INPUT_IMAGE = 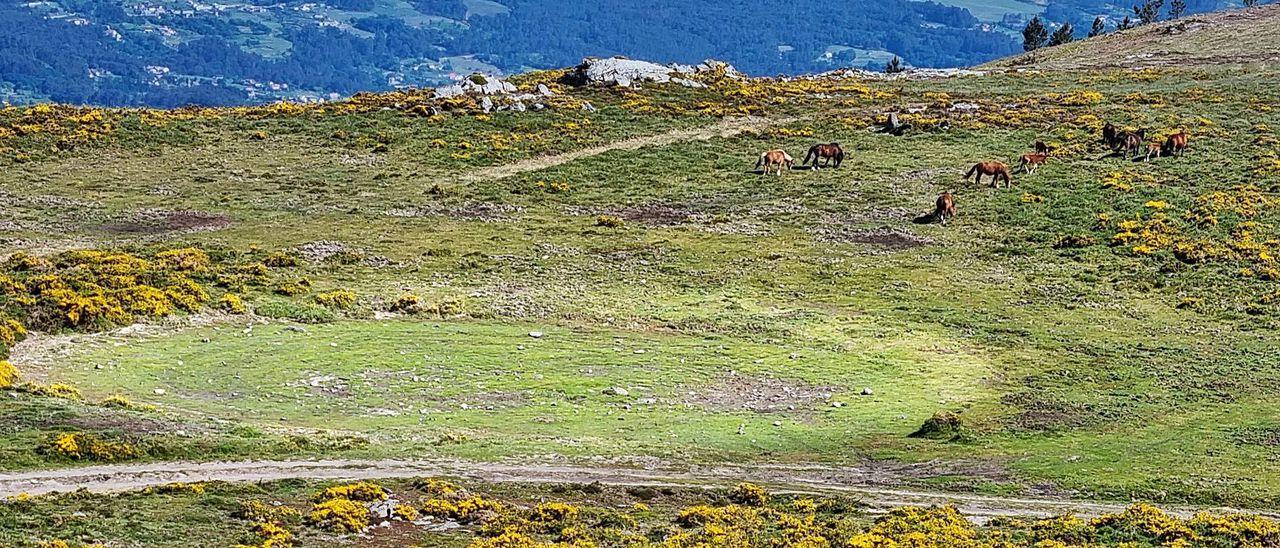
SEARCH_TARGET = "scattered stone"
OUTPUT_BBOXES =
[603,387,630,397]
[528,331,544,339]
[153,388,166,396]
[862,387,874,396]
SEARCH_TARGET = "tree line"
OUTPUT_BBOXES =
[1022,0,1269,52]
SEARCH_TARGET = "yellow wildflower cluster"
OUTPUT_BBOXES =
[0,249,218,330]
[0,360,17,388]
[314,289,357,309]
[235,500,302,548]
[422,495,506,523]
[46,432,138,462]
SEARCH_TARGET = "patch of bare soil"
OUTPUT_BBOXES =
[566,203,695,228]
[813,226,933,250]
[1002,392,1104,433]
[102,209,231,235]
[387,201,523,222]
[682,373,839,413]
[293,240,391,267]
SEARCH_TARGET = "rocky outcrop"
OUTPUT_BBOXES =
[563,57,742,88]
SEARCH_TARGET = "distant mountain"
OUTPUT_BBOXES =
[0,0,1238,107]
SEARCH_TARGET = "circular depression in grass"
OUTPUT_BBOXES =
[49,319,996,460]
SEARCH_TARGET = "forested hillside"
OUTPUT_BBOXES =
[0,0,1239,107]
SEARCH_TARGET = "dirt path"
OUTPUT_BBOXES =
[0,459,1265,521]
[454,115,797,183]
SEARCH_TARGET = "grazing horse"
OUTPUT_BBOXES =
[934,191,957,225]
[755,149,794,176]
[1103,123,1121,150]
[1033,140,1053,155]
[965,162,1013,188]
[1019,152,1049,174]
[1119,129,1146,159]
[912,191,957,226]
[1145,142,1163,161]
[804,143,845,169]
[1165,131,1189,157]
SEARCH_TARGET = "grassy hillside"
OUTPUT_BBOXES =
[986,4,1280,70]
[1,22,1280,545]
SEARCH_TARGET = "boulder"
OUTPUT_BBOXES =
[565,57,737,88]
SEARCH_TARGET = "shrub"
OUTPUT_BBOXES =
[236,500,303,524]
[530,502,580,523]
[0,361,18,388]
[421,496,504,523]
[263,252,302,268]
[414,478,461,498]
[313,482,388,503]
[314,290,357,310]
[100,395,157,412]
[1090,503,1196,543]
[0,319,27,349]
[909,411,966,440]
[848,505,977,546]
[728,482,769,506]
[389,294,421,313]
[392,504,419,521]
[29,383,83,401]
[112,285,174,317]
[595,215,625,228]
[46,432,138,461]
[219,294,248,314]
[1053,234,1096,249]
[307,498,370,533]
[154,248,211,271]
[164,278,210,311]
[274,278,312,296]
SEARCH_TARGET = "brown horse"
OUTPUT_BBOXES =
[755,149,794,176]
[935,191,957,225]
[1033,140,1053,155]
[1019,153,1049,174]
[912,191,957,226]
[804,143,845,169]
[1164,131,1189,157]
[965,162,1013,188]
[1120,129,1146,159]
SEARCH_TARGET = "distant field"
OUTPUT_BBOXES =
[920,0,1043,21]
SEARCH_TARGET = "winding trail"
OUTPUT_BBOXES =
[454,115,798,183]
[0,459,1267,521]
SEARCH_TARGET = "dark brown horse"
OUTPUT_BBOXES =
[804,143,845,169]
[1121,129,1147,159]
[1033,140,1053,155]
[1103,122,1120,150]
[965,162,1013,188]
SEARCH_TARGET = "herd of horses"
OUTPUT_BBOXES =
[753,123,1190,226]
